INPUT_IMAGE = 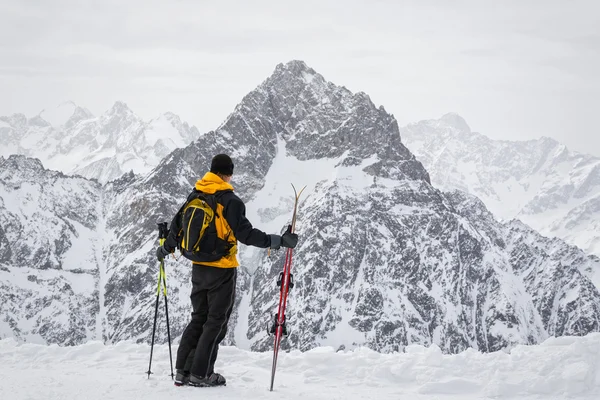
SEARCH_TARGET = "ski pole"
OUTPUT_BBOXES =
[147,222,174,379]
[161,255,175,380]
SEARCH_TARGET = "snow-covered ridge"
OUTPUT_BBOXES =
[1,333,599,399]
[401,114,600,256]
[0,101,201,183]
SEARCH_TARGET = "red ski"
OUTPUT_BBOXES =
[269,184,306,391]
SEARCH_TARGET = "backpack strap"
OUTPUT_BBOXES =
[177,188,232,229]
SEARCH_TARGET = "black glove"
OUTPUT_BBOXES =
[281,227,298,248]
[156,245,170,261]
[270,226,299,250]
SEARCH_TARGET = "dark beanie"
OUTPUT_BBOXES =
[210,154,234,176]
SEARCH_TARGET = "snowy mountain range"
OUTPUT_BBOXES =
[0,101,200,183]
[401,115,600,257]
[1,61,600,355]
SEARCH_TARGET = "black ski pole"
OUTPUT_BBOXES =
[147,260,162,378]
[147,221,170,379]
[161,258,174,379]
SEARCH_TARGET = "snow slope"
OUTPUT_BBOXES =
[1,334,599,399]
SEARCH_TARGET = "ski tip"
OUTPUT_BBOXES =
[291,183,307,199]
[298,185,307,197]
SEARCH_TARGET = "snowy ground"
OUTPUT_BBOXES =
[1,334,599,400]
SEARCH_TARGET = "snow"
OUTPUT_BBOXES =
[17,125,50,150]
[46,144,113,173]
[1,334,599,399]
[61,221,100,272]
[302,70,315,84]
[242,136,341,271]
[234,274,253,349]
[244,138,377,243]
[38,101,78,127]
[320,257,369,349]
[0,266,96,342]
[145,114,188,149]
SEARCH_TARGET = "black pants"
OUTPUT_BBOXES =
[175,265,237,377]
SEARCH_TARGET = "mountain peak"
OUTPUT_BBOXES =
[539,136,560,147]
[268,60,324,88]
[440,113,471,133]
[64,106,94,129]
[275,60,313,74]
[163,112,181,124]
[1,154,46,174]
[214,60,429,185]
[108,101,133,116]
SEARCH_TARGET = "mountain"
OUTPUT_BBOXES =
[0,102,200,183]
[1,61,599,355]
[0,155,101,344]
[400,114,600,257]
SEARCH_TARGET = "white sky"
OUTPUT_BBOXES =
[1,0,599,155]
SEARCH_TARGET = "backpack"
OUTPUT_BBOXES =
[178,190,233,263]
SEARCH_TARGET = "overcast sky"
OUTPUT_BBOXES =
[1,0,599,155]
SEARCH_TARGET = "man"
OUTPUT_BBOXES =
[156,154,298,388]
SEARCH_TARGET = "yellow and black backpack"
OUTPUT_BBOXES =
[178,191,233,263]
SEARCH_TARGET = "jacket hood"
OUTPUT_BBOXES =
[195,172,234,194]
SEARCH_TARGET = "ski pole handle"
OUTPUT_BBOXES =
[157,222,168,240]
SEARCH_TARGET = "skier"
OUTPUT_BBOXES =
[156,154,299,387]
